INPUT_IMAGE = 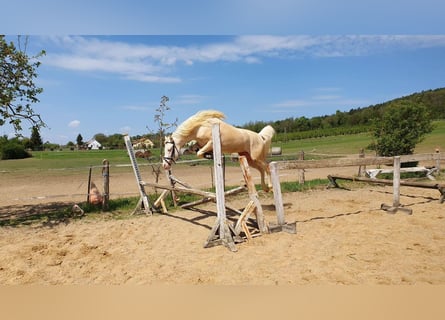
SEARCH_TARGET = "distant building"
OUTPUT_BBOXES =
[132,138,154,149]
[86,138,102,150]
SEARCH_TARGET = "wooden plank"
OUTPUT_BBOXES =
[277,153,444,170]
[124,135,152,214]
[277,157,393,170]
[181,186,246,209]
[142,181,217,198]
[328,174,445,190]
[400,153,445,163]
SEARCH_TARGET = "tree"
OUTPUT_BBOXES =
[76,134,83,147]
[0,136,31,160]
[372,101,433,157]
[153,96,178,157]
[0,35,46,133]
[94,133,107,145]
[148,96,178,183]
[29,126,43,150]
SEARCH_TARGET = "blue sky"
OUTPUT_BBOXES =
[2,1,445,145]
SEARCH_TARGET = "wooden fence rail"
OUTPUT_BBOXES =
[277,153,444,170]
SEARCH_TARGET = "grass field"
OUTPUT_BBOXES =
[1,120,443,173]
[276,120,445,156]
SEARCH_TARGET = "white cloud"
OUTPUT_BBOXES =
[42,35,445,83]
[68,120,80,128]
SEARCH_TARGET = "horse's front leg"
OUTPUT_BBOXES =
[196,140,213,157]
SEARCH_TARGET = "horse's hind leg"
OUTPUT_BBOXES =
[196,140,213,157]
[248,159,271,192]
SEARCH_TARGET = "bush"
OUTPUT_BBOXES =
[0,142,31,160]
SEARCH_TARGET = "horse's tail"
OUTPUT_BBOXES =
[259,125,275,153]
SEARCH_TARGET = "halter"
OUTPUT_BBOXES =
[163,138,180,167]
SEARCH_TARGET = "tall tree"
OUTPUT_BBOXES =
[29,126,43,150]
[76,133,83,147]
[372,101,433,156]
[0,35,46,133]
[148,96,178,184]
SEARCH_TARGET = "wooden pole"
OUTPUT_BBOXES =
[393,156,401,208]
[380,156,412,214]
[268,162,297,234]
[270,161,285,226]
[203,123,237,251]
[123,135,152,214]
[298,150,305,184]
[213,124,227,240]
[102,159,110,211]
[86,166,92,204]
[358,148,366,176]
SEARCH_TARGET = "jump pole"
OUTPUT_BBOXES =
[268,161,297,233]
[203,123,238,252]
[123,135,153,215]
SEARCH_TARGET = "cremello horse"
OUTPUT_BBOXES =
[162,110,275,191]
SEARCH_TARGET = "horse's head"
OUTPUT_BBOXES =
[162,135,179,170]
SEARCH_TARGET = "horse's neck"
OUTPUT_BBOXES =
[171,133,187,149]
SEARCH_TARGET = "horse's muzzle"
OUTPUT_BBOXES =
[162,161,171,170]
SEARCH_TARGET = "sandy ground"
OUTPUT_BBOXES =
[0,161,444,284]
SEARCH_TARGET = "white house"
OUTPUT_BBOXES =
[86,138,102,150]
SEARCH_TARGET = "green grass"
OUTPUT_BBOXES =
[274,132,373,156]
[273,120,445,156]
[415,120,445,153]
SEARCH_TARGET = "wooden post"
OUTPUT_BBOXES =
[268,161,296,234]
[393,156,401,208]
[381,156,412,214]
[435,151,441,175]
[270,161,285,226]
[102,159,110,211]
[298,150,305,184]
[358,148,366,176]
[86,166,92,204]
[203,123,237,252]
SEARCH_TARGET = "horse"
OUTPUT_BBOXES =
[162,110,275,191]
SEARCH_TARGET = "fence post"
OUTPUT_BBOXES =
[381,156,412,214]
[102,159,110,211]
[298,150,305,184]
[393,156,401,208]
[358,148,366,176]
[87,166,92,204]
[203,123,237,251]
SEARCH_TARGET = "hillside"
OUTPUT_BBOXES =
[242,88,445,139]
